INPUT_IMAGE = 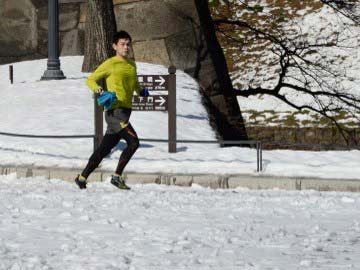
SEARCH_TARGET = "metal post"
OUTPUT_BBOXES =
[9,65,13,84]
[41,0,66,80]
[256,142,259,172]
[259,141,263,172]
[168,66,176,153]
[93,79,106,151]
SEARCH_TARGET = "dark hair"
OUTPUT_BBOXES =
[112,31,132,44]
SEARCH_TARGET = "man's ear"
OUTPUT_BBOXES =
[112,43,117,50]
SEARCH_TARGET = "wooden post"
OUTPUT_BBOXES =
[9,65,13,84]
[168,66,176,153]
[93,79,106,151]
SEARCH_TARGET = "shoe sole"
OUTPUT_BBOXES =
[110,181,130,190]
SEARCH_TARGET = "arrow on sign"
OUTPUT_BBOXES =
[155,96,166,106]
[155,76,165,86]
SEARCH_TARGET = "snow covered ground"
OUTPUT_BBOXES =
[0,56,359,180]
[0,57,359,269]
[1,174,359,269]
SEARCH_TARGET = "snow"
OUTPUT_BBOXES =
[0,3,359,268]
[0,174,359,269]
[0,56,359,179]
[233,3,360,116]
[0,51,359,270]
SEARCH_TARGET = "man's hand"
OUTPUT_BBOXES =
[140,88,150,97]
[96,88,104,95]
[97,91,117,110]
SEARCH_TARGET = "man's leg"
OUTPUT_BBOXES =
[81,133,121,179]
[110,123,139,190]
[115,123,140,176]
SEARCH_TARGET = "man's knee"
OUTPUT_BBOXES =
[130,138,139,152]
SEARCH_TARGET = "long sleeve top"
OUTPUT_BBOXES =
[86,56,141,109]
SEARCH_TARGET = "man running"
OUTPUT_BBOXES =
[75,30,149,190]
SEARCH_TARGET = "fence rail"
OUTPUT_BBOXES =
[263,141,360,150]
[0,131,263,172]
[0,131,94,139]
[2,128,360,172]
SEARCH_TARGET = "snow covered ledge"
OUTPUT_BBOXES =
[1,166,360,192]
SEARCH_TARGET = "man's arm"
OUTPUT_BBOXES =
[86,59,111,93]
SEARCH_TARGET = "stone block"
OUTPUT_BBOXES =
[3,167,17,175]
[31,0,48,9]
[300,179,360,192]
[0,0,38,56]
[114,0,193,41]
[165,29,202,71]
[133,39,171,66]
[84,172,102,183]
[59,3,79,31]
[38,5,49,31]
[171,175,193,187]
[228,175,298,190]
[79,3,87,23]
[16,167,33,178]
[31,168,50,179]
[0,167,10,175]
[61,29,84,56]
[101,172,113,183]
[159,175,172,185]
[113,0,144,4]
[192,175,222,189]
[49,169,79,182]
[125,173,160,184]
[60,0,87,3]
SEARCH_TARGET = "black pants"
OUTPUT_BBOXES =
[81,123,139,178]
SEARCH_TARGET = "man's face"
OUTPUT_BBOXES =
[112,38,131,59]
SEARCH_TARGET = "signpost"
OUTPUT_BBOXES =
[132,95,168,111]
[133,67,177,153]
[94,66,177,153]
[137,75,168,90]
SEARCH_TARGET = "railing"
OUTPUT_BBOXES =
[0,131,94,139]
[0,131,263,172]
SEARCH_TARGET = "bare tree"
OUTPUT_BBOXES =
[321,0,360,23]
[211,0,360,144]
[82,0,117,72]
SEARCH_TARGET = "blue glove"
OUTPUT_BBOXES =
[97,91,117,110]
[140,88,150,97]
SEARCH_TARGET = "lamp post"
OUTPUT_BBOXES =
[41,0,66,80]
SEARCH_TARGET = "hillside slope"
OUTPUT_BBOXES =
[211,0,360,146]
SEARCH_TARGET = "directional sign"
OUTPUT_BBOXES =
[138,75,168,90]
[132,95,168,111]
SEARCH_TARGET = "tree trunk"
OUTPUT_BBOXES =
[82,0,117,72]
[194,0,248,143]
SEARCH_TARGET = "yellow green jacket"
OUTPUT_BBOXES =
[86,56,141,110]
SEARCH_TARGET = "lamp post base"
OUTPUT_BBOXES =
[41,69,66,80]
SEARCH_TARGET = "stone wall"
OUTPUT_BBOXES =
[0,0,39,63]
[0,0,202,72]
[113,0,204,74]
[247,126,360,149]
[0,0,86,64]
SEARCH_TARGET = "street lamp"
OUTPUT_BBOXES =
[41,0,66,80]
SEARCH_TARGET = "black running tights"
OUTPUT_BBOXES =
[81,124,139,178]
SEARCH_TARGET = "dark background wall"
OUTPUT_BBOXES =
[0,0,202,74]
[0,0,88,64]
